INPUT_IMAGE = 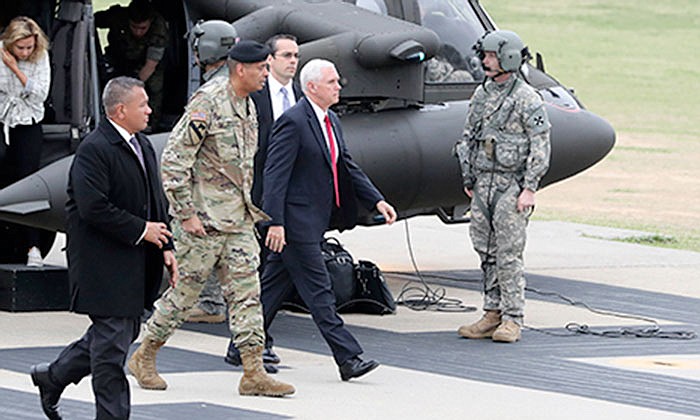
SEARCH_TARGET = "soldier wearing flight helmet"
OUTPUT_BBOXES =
[188,19,237,82]
[183,20,238,325]
[454,30,551,343]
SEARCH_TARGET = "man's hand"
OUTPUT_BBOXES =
[265,225,286,253]
[144,222,172,248]
[138,59,158,82]
[163,250,178,287]
[376,200,397,225]
[464,187,473,198]
[182,215,207,236]
[517,188,536,213]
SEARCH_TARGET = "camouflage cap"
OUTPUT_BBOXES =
[228,40,271,63]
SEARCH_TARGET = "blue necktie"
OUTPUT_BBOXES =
[280,86,291,112]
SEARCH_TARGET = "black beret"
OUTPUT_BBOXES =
[228,40,271,63]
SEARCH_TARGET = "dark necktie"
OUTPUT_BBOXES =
[129,136,151,218]
[324,115,340,207]
[280,86,291,112]
[129,136,145,170]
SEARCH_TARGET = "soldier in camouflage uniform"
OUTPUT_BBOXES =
[96,0,169,130]
[454,30,551,343]
[128,41,295,397]
[425,57,474,83]
[182,20,237,325]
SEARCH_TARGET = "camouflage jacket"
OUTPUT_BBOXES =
[95,6,169,74]
[202,63,228,83]
[161,77,269,232]
[456,74,551,191]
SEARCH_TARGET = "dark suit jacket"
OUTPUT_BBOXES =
[263,98,384,243]
[65,120,172,317]
[250,79,303,207]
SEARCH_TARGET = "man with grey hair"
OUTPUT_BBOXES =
[30,76,178,420]
[257,58,397,381]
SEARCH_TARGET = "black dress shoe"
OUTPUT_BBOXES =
[262,347,281,364]
[224,341,242,366]
[339,357,380,381]
[225,342,281,365]
[30,363,64,420]
[224,344,278,374]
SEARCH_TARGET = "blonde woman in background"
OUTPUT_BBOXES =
[0,16,50,266]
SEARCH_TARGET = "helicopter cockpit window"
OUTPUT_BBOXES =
[354,0,388,15]
[418,0,485,84]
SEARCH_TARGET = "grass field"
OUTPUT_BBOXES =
[482,0,700,251]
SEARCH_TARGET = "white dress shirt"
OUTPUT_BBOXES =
[308,99,338,161]
[268,75,297,121]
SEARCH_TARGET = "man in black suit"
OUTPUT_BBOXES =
[29,76,178,420]
[225,34,304,368]
[261,58,397,381]
[250,33,304,209]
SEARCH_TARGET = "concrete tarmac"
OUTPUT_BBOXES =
[1,218,699,419]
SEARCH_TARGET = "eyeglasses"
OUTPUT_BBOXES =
[275,52,300,59]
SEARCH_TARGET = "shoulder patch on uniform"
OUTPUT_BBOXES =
[190,111,207,122]
[527,106,550,134]
[188,121,207,144]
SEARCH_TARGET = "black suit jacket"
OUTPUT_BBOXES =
[65,120,172,317]
[263,98,384,243]
[250,79,303,207]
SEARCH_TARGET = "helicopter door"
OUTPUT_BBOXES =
[43,0,93,165]
[418,0,486,102]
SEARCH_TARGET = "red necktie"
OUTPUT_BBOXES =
[324,115,340,207]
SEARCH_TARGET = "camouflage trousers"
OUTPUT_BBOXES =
[145,67,164,129]
[144,224,264,348]
[469,173,528,325]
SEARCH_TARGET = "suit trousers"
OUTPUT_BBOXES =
[49,316,140,420]
[261,241,363,366]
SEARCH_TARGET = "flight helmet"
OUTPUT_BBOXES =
[474,30,530,72]
[189,20,237,66]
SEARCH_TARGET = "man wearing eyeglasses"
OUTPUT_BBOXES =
[250,34,303,209]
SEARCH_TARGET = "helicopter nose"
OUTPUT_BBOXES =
[0,158,71,232]
[541,105,616,188]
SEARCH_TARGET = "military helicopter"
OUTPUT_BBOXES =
[0,0,614,263]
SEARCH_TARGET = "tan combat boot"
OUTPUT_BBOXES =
[128,337,168,390]
[458,310,501,339]
[492,319,521,343]
[186,307,226,324]
[238,345,295,397]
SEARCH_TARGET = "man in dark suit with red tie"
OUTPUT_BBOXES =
[260,58,397,381]
[29,76,178,419]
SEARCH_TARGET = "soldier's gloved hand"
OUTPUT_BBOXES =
[182,215,207,236]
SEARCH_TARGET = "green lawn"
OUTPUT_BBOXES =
[481,0,699,137]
